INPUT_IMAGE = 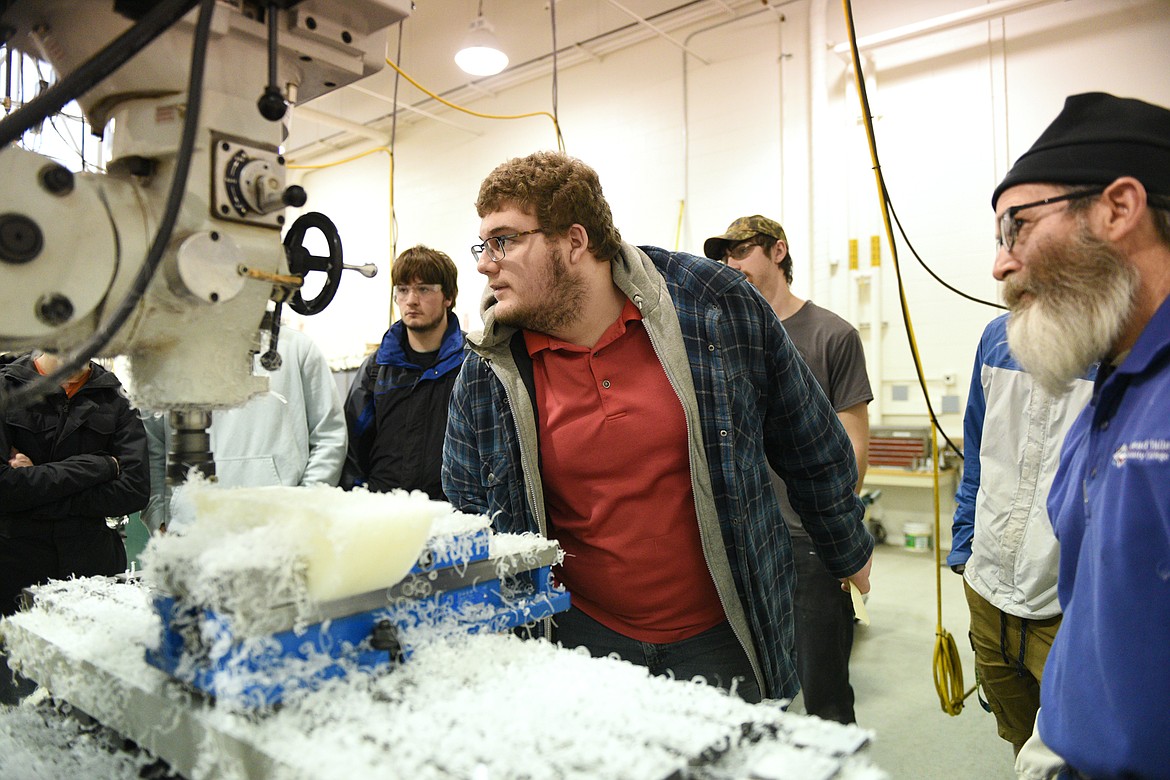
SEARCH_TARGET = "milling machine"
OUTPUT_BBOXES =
[0,0,402,482]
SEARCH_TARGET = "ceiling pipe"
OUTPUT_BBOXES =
[348,84,482,135]
[293,105,392,145]
[830,0,1068,55]
[601,0,711,64]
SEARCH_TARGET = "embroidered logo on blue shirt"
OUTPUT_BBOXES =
[1112,439,1170,467]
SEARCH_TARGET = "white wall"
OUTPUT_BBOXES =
[290,0,1170,442]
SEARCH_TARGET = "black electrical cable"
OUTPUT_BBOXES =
[267,3,279,90]
[840,0,963,463]
[256,1,287,121]
[0,0,215,414]
[0,0,199,148]
[885,182,1006,311]
[80,110,87,171]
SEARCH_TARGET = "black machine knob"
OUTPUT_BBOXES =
[257,85,287,121]
[39,164,74,195]
[282,185,307,208]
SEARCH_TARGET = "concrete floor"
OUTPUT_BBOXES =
[847,543,1017,779]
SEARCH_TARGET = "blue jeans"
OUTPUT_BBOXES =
[553,607,762,703]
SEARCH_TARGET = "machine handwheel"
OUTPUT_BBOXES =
[283,211,343,315]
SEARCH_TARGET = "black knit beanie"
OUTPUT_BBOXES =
[992,92,1170,209]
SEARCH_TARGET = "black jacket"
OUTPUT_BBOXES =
[0,354,150,535]
[342,315,466,499]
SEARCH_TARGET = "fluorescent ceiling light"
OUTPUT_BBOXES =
[455,15,509,77]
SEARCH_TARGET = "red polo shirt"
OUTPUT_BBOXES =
[523,298,725,643]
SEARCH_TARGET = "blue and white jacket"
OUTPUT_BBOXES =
[948,313,1094,619]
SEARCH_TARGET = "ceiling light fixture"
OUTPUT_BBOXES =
[454,1,509,77]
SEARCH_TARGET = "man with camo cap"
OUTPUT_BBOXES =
[705,215,873,724]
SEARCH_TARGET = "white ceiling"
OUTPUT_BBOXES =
[286,0,774,157]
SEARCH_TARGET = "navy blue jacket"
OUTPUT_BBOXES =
[343,313,466,499]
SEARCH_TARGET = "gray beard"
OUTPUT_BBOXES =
[1004,223,1137,395]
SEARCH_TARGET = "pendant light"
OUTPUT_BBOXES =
[455,1,509,77]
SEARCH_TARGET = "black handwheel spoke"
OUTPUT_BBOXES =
[283,212,343,316]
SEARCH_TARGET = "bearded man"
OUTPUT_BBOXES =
[991,92,1170,779]
[443,151,873,703]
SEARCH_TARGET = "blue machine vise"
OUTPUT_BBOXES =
[144,528,570,708]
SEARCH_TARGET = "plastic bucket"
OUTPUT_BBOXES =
[903,522,932,552]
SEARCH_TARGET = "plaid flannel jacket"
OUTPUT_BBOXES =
[442,242,872,698]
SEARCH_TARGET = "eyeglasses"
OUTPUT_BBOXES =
[471,228,543,263]
[392,283,444,301]
[997,188,1103,252]
[722,239,764,263]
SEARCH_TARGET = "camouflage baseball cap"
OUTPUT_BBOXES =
[703,215,788,260]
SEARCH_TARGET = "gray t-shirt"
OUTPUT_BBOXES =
[770,301,873,537]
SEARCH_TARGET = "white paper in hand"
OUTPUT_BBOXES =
[849,581,870,626]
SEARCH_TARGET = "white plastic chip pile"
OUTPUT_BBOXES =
[0,575,888,780]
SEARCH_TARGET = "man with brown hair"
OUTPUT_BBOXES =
[443,150,873,703]
[990,92,1170,778]
[343,245,465,498]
